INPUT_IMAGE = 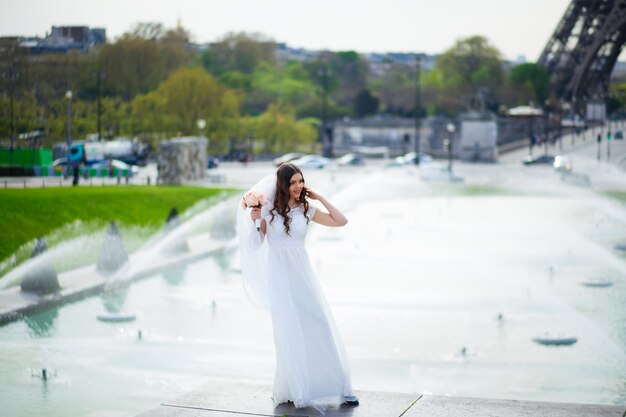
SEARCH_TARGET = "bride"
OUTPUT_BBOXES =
[237,162,358,412]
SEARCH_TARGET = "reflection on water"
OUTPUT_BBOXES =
[161,264,187,286]
[24,309,58,338]
[214,251,232,272]
[100,287,129,313]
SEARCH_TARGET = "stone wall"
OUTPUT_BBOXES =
[158,137,208,185]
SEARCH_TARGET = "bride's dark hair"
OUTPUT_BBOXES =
[270,163,310,235]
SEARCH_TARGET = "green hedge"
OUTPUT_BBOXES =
[0,148,53,167]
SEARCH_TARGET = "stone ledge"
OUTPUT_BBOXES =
[404,394,626,417]
[136,381,626,417]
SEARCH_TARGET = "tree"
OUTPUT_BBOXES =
[96,24,193,99]
[295,97,349,120]
[245,61,317,115]
[436,36,505,96]
[606,95,622,115]
[0,39,30,96]
[162,67,238,132]
[304,59,340,99]
[308,51,369,108]
[218,71,251,91]
[353,89,379,117]
[0,39,31,142]
[97,36,160,99]
[129,67,240,150]
[206,32,276,75]
[255,103,316,153]
[332,51,369,105]
[509,63,550,104]
[370,62,415,116]
[130,91,166,131]
[609,82,626,115]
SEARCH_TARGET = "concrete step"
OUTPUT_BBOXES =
[137,381,626,417]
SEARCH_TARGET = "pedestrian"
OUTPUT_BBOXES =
[237,163,358,413]
[69,145,84,186]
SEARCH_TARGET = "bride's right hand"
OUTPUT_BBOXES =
[250,207,262,222]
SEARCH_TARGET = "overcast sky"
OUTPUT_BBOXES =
[0,0,572,61]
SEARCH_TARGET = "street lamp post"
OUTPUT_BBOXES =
[197,118,207,154]
[247,130,254,160]
[543,99,551,155]
[197,118,206,138]
[317,65,330,157]
[543,113,552,155]
[9,74,14,153]
[414,54,421,165]
[96,70,103,141]
[65,90,73,150]
[4,68,19,153]
[446,122,455,176]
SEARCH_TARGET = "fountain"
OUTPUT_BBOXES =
[30,348,56,381]
[162,207,191,255]
[20,237,60,294]
[97,222,129,274]
[96,286,137,322]
[104,196,238,289]
[2,145,626,416]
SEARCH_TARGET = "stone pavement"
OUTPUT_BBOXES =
[137,381,625,417]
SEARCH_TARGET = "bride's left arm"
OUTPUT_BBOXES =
[306,187,348,227]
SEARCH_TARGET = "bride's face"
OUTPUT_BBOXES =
[289,172,305,201]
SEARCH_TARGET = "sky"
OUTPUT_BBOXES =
[0,0,572,61]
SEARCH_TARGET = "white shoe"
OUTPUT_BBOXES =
[344,395,359,406]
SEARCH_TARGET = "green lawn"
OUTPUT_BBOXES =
[606,191,626,203]
[0,186,237,270]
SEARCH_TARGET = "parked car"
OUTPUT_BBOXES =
[553,155,573,172]
[291,154,329,169]
[207,156,220,169]
[274,152,305,166]
[52,157,70,177]
[401,152,434,164]
[388,152,433,167]
[52,157,68,169]
[53,157,138,178]
[386,157,407,168]
[337,153,365,166]
[89,159,139,177]
[522,154,556,165]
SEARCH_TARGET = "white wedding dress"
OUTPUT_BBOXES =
[256,204,355,411]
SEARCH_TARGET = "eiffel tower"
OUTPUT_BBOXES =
[538,0,626,113]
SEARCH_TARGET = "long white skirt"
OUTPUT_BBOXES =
[267,243,354,411]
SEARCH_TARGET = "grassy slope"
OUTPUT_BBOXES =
[606,191,626,202]
[0,186,234,263]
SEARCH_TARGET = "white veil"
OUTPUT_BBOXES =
[236,173,277,310]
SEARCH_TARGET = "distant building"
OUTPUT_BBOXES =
[0,26,106,54]
[366,53,437,78]
[276,43,322,63]
[274,43,438,78]
[512,55,527,65]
